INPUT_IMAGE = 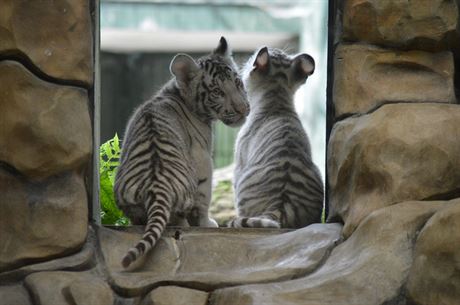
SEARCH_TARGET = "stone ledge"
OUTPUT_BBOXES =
[99,224,342,296]
[1,207,459,305]
[141,286,208,305]
[210,201,445,305]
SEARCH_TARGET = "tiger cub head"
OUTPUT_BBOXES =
[243,47,315,97]
[170,37,249,127]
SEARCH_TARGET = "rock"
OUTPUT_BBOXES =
[327,103,460,237]
[342,0,459,51]
[25,271,113,305]
[0,284,32,305]
[67,278,115,305]
[0,169,88,272]
[141,286,208,305]
[406,200,460,305]
[333,44,455,118]
[99,224,341,296]
[0,0,93,84]
[0,226,95,282]
[210,201,443,305]
[0,61,92,180]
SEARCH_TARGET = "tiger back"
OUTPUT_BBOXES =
[230,47,324,229]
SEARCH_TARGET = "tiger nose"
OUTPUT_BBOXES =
[237,102,250,116]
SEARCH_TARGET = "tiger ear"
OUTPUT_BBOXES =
[292,53,315,80]
[214,36,231,57]
[170,54,199,84]
[253,47,269,72]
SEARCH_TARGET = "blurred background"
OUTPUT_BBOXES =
[100,0,328,224]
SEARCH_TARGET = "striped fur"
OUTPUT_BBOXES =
[115,37,249,268]
[230,47,324,229]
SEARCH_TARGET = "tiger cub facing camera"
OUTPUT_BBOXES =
[230,47,324,229]
[114,37,249,268]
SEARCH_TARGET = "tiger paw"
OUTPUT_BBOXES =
[204,217,218,228]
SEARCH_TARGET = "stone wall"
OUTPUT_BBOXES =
[0,0,94,302]
[1,1,460,305]
[0,0,93,273]
[326,0,460,304]
[329,0,460,233]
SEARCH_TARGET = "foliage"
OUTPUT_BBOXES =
[209,180,236,226]
[212,180,233,202]
[321,206,326,224]
[99,134,130,226]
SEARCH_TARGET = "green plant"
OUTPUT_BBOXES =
[99,134,130,226]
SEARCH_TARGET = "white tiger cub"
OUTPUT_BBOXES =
[114,37,249,268]
[229,47,324,229]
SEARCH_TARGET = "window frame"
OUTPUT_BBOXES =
[91,0,335,225]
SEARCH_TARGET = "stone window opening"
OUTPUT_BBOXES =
[93,0,332,295]
[97,1,329,228]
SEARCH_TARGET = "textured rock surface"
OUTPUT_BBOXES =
[0,1,458,305]
[25,271,113,305]
[343,0,458,50]
[0,0,93,84]
[99,224,341,295]
[67,277,115,305]
[0,61,92,180]
[0,227,95,282]
[333,44,455,118]
[0,170,88,272]
[328,103,460,237]
[141,286,208,305]
[406,200,460,305]
[210,201,443,305]
[0,284,32,305]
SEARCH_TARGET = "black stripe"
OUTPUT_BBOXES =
[136,242,146,254]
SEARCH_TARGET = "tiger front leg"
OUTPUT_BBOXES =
[191,178,218,227]
[188,145,218,227]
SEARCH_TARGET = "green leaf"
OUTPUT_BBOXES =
[99,134,128,226]
[113,133,120,151]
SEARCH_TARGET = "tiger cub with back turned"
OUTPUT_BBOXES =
[115,37,249,268]
[229,47,323,229]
